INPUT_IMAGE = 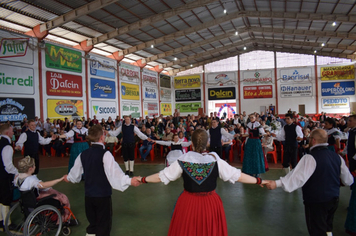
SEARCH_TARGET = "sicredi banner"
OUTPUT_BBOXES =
[321,81,355,96]
[142,69,158,87]
[0,64,34,95]
[91,100,117,120]
[280,84,313,97]
[175,102,201,113]
[121,82,140,100]
[0,97,35,123]
[45,43,82,73]
[208,87,236,100]
[175,89,201,102]
[321,65,355,81]
[143,102,159,117]
[119,63,140,84]
[160,88,171,101]
[174,75,201,89]
[47,99,83,120]
[89,56,115,79]
[280,68,312,83]
[144,86,158,100]
[160,74,171,88]
[122,101,141,118]
[46,71,82,97]
[322,97,350,108]
[91,78,116,99]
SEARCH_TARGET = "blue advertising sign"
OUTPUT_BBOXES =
[321,81,355,96]
[90,78,116,99]
[90,56,116,79]
[144,87,157,100]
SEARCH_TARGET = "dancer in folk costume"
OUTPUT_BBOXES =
[138,129,269,236]
[324,117,342,152]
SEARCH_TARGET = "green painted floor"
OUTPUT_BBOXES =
[1,165,353,236]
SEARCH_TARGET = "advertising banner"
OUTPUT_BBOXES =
[119,63,140,84]
[208,87,236,100]
[174,75,201,89]
[242,70,273,85]
[91,100,117,120]
[144,102,159,117]
[175,89,201,102]
[89,55,115,79]
[321,65,355,81]
[175,102,201,113]
[243,85,273,99]
[47,99,83,120]
[0,35,34,64]
[121,82,140,100]
[142,69,158,87]
[322,97,350,109]
[160,74,171,88]
[144,86,158,100]
[161,103,172,116]
[160,88,171,101]
[207,72,236,86]
[0,97,35,123]
[0,64,34,95]
[280,68,312,83]
[91,78,116,99]
[280,84,313,97]
[46,71,82,97]
[321,81,355,96]
[45,43,82,73]
[122,101,141,118]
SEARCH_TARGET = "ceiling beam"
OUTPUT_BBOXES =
[39,0,120,32]
[87,0,219,46]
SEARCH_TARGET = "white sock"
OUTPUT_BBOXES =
[1,205,10,225]
[326,232,332,236]
[129,160,134,172]
[124,161,129,171]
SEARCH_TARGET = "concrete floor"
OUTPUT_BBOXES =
[1,149,353,236]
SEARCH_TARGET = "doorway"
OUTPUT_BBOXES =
[299,105,305,116]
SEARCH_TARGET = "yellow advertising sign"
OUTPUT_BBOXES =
[174,75,201,89]
[321,65,355,81]
[47,99,83,120]
[161,103,172,116]
[121,82,140,100]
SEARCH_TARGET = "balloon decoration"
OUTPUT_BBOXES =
[217,104,236,117]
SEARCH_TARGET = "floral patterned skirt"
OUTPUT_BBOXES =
[168,190,227,236]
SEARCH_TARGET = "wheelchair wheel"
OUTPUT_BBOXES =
[4,202,26,236]
[24,205,62,236]
[62,226,71,235]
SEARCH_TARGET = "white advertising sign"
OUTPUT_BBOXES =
[321,97,350,109]
[0,64,34,94]
[144,86,158,100]
[242,70,273,85]
[280,84,313,97]
[207,72,237,86]
[122,101,141,118]
[143,102,159,117]
[0,35,34,65]
[160,88,171,101]
[280,68,312,83]
[119,63,140,84]
[91,100,118,120]
[142,69,158,87]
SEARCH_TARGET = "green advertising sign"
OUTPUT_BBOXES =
[45,44,82,73]
[175,102,201,113]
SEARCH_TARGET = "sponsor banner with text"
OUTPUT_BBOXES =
[144,86,158,100]
[119,63,140,84]
[121,82,140,100]
[91,78,116,99]
[174,75,201,89]
[122,101,141,118]
[280,68,312,83]
[0,64,34,95]
[144,102,159,117]
[321,97,350,109]
[208,87,236,100]
[0,97,35,123]
[160,74,171,88]
[175,102,201,113]
[160,88,171,101]
[321,65,355,80]
[243,85,273,99]
[280,84,313,97]
[89,55,115,79]
[91,100,117,120]
[142,69,158,87]
[207,72,236,86]
[0,36,34,64]
[242,70,273,85]
[321,81,355,96]
[47,99,83,120]
[45,43,82,73]
[46,71,82,97]
[161,103,172,116]
[175,89,201,102]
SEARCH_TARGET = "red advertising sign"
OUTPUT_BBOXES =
[46,71,82,97]
[243,85,273,99]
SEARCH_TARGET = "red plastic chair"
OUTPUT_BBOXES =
[240,140,245,163]
[280,143,284,163]
[266,143,277,164]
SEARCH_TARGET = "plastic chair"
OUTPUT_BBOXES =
[280,143,284,163]
[266,143,277,164]
[240,140,245,163]
[229,140,236,162]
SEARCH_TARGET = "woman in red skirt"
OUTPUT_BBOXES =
[139,129,269,236]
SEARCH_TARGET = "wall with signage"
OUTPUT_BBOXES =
[318,63,356,113]
[42,42,85,121]
[277,67,316,114]
[0,30,40,121]
[142,69,158,117]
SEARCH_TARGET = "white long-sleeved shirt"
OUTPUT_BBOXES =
[15,129,52,149]
[274,123,303,141]
[155,140,191,147]
[67,142,131,192]
[207,126,235,143]
[245,122,266,135]
[65,127,89,138]
[276,143,354,193]
[109,123,148,140]
[1,135,18,175]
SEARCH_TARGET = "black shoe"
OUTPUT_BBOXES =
[0,220,4,232]
[125,171,129,175]
[142,158,147,162]
[129,172,134,177]
[7,223,17,231]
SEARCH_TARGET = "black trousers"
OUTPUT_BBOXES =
[282,145,298,168]
[85,196,112,236]
[25,152,40,174]
[304,197,339,236]
[0,175,13,206]
[209,146,222,159]
[122,143,135,161]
